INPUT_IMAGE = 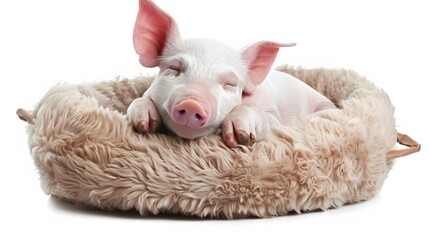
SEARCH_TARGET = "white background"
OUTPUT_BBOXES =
[1,0,428,239]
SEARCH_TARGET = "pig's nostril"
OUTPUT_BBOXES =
[178,109,186,115]
[172,100,208,128]
[195,113,203,121]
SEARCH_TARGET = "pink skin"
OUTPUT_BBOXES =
[127,0,335,147]
[172,99,208,129]
[165,87,218,138]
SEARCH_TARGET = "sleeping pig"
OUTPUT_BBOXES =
[127,0,336,147]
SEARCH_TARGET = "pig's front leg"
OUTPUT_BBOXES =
[222,104,279,148]
[127,96,161,134]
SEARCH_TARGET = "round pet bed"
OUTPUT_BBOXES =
[17,65,419,218]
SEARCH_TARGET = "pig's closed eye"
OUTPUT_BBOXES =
[168,65,182,77]
[223,80,238,91]
[221,73,238,91]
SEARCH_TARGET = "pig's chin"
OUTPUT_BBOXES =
[166,121,218,139]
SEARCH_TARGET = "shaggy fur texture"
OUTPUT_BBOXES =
[21,66,397,218]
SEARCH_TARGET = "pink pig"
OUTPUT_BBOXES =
[127,0,335,147]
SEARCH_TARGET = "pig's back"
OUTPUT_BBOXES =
[260,70,333,123]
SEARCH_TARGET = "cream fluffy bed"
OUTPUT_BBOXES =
[19,65,403,218]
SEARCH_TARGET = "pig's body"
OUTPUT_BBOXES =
[247,70,333,124]
[221,70,334,147]
[128,0,336,147]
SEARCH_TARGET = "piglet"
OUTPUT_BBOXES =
[127,0,335,147]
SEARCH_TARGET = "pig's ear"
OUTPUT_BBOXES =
[242,41,295,95]
[133,0,180,68]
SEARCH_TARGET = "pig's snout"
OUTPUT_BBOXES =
[172,99,208,129]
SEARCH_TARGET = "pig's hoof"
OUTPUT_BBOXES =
[149,119,159,133]
[237,130,255,146]
[223,133,239,148]
[135,120,159,134]
[223,133,238,148]
[136,121,148,134]
[249,133,255,146]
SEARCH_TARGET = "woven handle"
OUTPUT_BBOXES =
[387,133,421,160]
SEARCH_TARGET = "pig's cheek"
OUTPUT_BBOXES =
[152,81,181,114]
[204,100,217,126]
[217,93,241,120]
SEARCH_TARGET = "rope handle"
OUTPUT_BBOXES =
[17,108,34,124]
[387,133,421,160]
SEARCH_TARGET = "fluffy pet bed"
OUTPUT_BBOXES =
[18,65,419,218]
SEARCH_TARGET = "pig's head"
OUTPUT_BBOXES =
[133,0,295,139]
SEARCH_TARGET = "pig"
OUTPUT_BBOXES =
[127,0,336,147]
